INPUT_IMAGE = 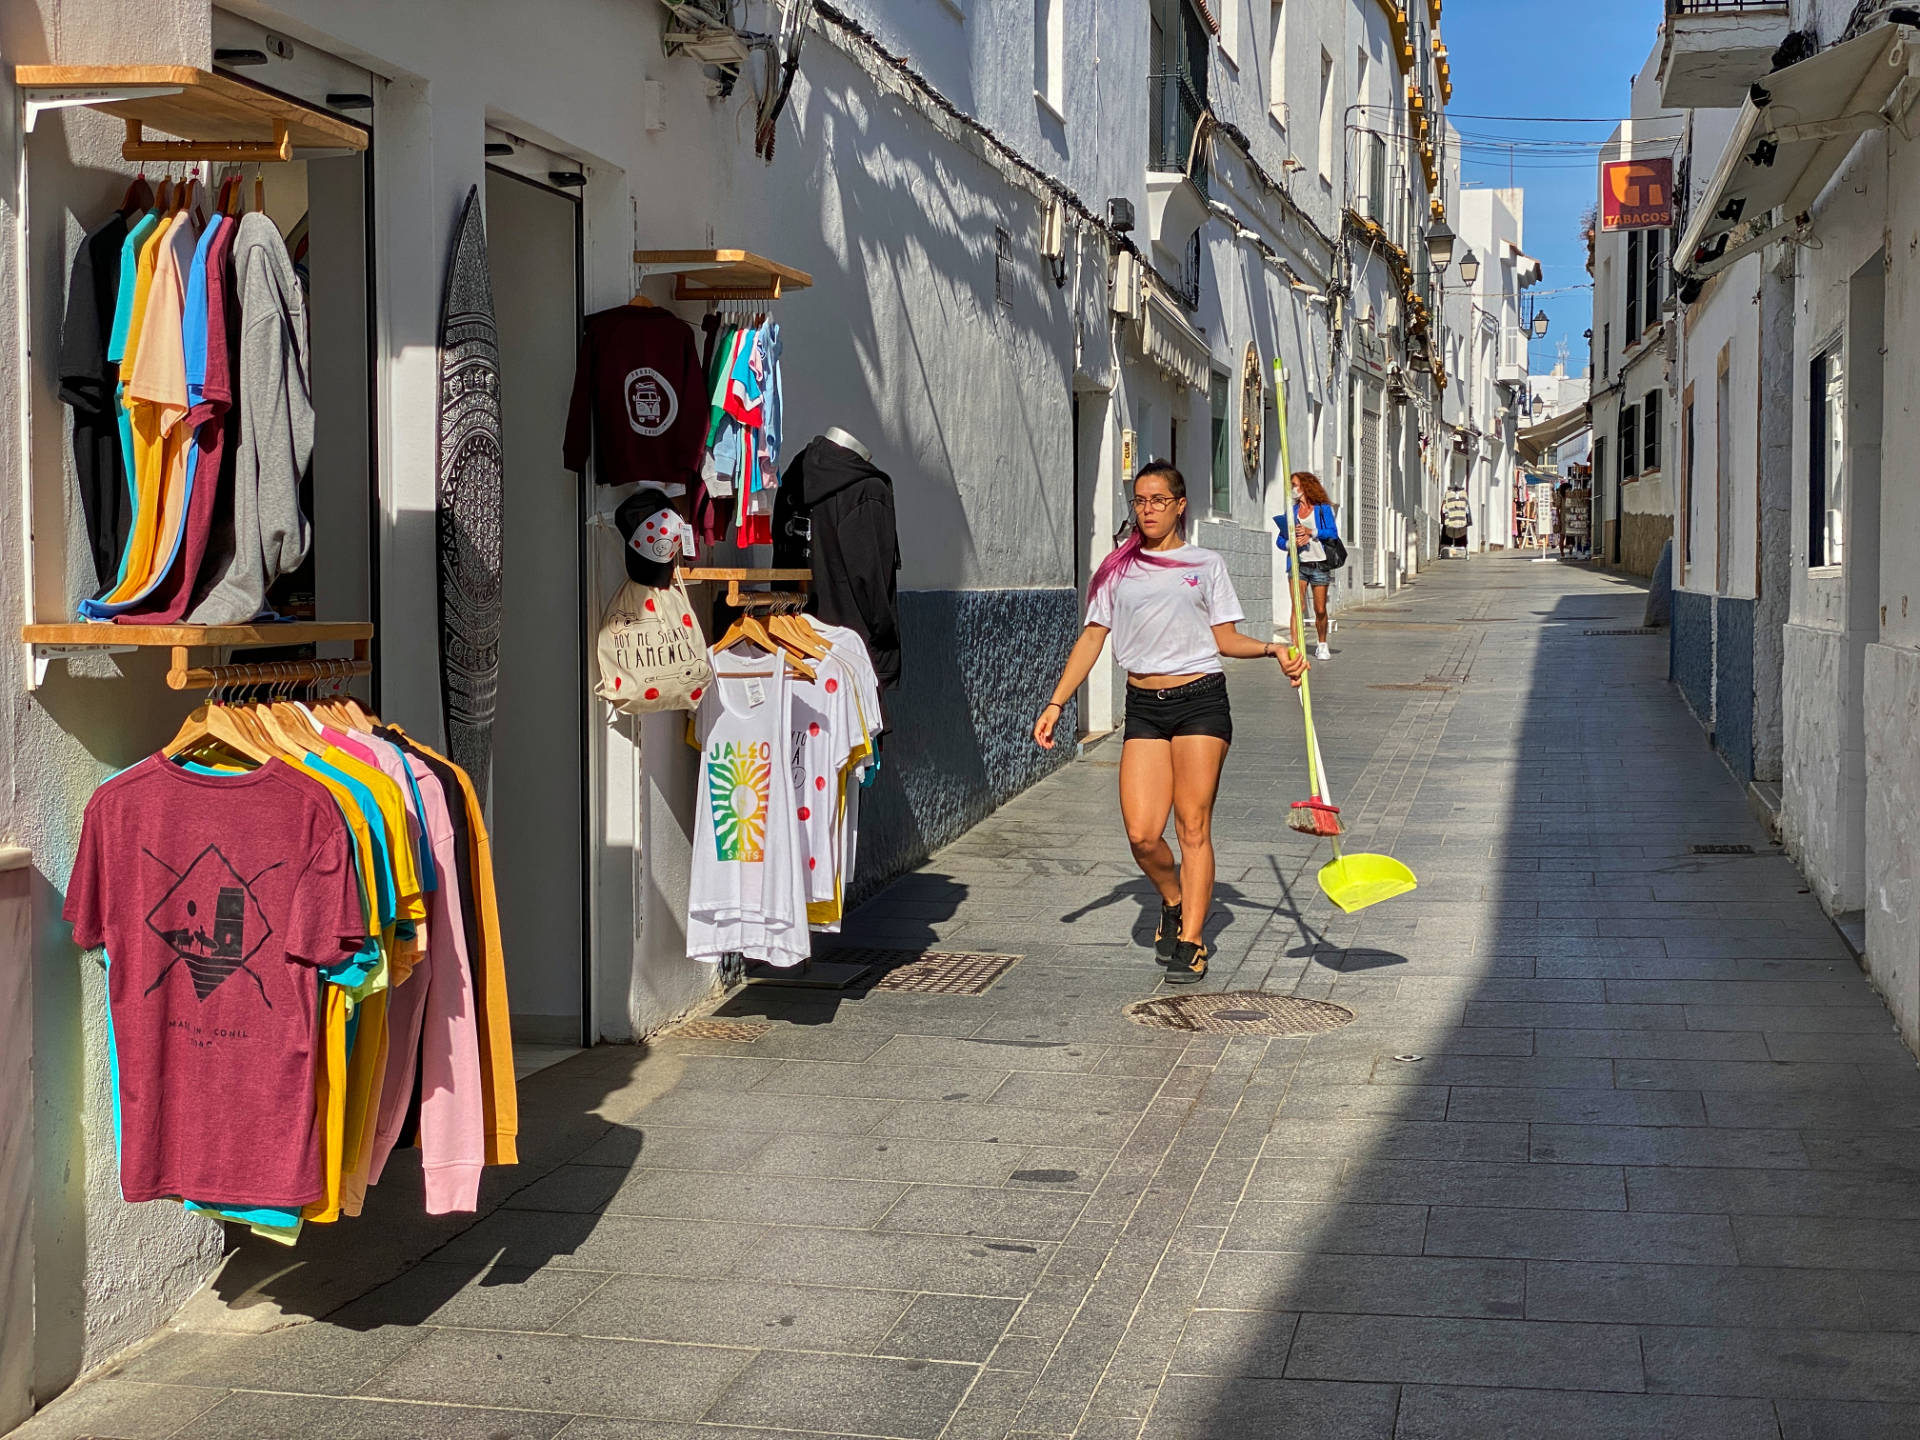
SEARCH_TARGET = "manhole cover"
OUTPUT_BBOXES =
[1689,843,1755,855]
[1585,627,1659,636]
[853,950,1022,995]
[670,1018,772,1042]
[1124,993,1355,1036]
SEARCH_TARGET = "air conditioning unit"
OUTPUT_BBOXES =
[1112,251,1143,320]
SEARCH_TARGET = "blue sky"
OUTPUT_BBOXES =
[1442,0,1666,376]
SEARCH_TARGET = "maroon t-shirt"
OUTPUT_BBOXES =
[563,305,708,489]
[65,758,364,1206]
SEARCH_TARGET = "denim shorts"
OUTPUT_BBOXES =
[1124,673,1233,744]
[1297,563,1335,589]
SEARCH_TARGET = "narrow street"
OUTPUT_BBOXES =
[18,555,1916,1439]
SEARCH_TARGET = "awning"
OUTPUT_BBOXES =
[1677,17,1920,281]
[1518,404,1590,464]
[1139,280,1212,393]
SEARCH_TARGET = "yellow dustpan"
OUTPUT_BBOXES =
[1274,357,1418,914]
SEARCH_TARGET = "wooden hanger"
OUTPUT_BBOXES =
[163,690,275,767]
[715,613,815,680]
[121,172,154,215]
[767,612,829,660]
[253,165,266,216]
[628,291,656,308]
[153,172,173,214]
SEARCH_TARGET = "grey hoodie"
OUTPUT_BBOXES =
[188,212,312,624]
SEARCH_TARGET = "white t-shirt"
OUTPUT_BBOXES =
[1085,545,1244,677]
[688,647,811,967]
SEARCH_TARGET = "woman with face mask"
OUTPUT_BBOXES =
[1033,463,1307,984]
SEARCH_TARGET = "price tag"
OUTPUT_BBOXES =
[745,678,767,709]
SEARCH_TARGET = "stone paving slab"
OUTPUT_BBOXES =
[18,555,1920,1440]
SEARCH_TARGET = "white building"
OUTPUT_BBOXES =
[1588,42,1686,575]
[0,0,1472,1417]
[1432,174,1538,552]
[1653,2,1920,1050]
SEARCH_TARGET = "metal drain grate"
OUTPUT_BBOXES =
[833,950,1023,995]
[670,1018,773,1042]
[1585,627,1660,636]
[1689,843,1756,855]
[1125,992,1356,1036]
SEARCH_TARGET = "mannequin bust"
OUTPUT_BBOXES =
[822,426,872,462]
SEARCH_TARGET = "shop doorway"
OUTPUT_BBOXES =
[485,168,589,1052]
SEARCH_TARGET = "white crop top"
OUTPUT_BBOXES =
[1085,545,1245,677]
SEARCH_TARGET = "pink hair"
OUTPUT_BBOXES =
[1089,463,1195,607]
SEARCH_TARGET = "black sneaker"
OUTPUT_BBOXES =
[1166,940,1209,985]
[1155,902,1183,964]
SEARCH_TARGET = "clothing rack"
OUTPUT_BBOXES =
[680,567,810,609]
[169,652,371,692]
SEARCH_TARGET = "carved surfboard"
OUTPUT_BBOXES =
[435,184,504,801]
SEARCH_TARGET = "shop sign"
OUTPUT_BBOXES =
[1600,158,1674,231]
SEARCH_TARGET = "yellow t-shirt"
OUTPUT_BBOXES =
[108,220,171,596]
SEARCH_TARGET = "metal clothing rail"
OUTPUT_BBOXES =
[168,655,371,692]
[681,566,810,609]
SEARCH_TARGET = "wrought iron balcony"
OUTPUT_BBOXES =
[1659,0,1792,109]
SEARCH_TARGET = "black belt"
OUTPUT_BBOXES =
[1128,674,1226,701]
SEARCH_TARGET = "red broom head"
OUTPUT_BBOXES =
[1288,796,1344,837]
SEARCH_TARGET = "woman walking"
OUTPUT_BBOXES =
[1286,472,1341,661]
[1033,463,1306,985]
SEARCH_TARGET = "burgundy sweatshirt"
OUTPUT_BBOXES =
[563,305,708,490]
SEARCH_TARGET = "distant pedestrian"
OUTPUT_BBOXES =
[1440,485,1471,556]
[1286,472,1340,661]
[1034,462,1306,985]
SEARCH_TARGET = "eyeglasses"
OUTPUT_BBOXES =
[1131,495,1180,512]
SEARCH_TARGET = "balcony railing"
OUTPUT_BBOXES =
[1149,70,1209,195]
[1667,0,1786,12]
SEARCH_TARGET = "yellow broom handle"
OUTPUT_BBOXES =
[1274,359,1326,805]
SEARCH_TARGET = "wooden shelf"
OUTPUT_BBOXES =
[678,569,810,585]
[632,249,813,302]
[23,622,372,647]
[14,65,368,156]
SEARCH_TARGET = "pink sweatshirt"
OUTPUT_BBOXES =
[362,743,485,1214]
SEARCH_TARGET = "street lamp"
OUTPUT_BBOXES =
[1424,219,1457,270]
[1531,309,1550,339]
[1457,251,1480,286]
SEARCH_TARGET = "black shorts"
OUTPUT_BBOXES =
[1124,673,1233,744]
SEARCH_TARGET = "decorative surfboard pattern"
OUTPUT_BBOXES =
[436,184,504,802]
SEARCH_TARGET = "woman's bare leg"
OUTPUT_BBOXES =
[1313,583,1331,644]
[1120,738,1180,905]
[1170,734,1229,943]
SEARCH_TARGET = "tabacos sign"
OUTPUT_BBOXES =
[1601,158,1674,231]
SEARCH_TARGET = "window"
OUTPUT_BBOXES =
[1593,436,1608,506]
[1625,231,1643,344]
[1365,130,1387,223]
[1269,1,1287,121]
[1602,322,1611,376]
[1620,404,1639,480]
[1034,0,1064,111]
[994,226,1013,309]
[1220,0,1243,66]
[1317,49,1335,181]
[1150,0,1210,189]
[1644,227,1665,320]
[1211,370,1233,514]
[1643,388,1662,472]
[1809,340,1846,567]
[1681,391,1694,573]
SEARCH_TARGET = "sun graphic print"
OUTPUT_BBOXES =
[708,742,772,862]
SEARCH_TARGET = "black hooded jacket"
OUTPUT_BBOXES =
[774,436,901,691]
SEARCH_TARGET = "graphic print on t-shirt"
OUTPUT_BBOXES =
[625,367,678,437]
[143,843,278,1004]
[707,741,771,861]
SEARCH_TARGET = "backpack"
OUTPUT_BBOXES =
[594,573,714,714]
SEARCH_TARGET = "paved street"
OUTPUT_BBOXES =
[18,555,1920,1440]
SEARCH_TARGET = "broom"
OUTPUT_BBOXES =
[1275,360,1343,840]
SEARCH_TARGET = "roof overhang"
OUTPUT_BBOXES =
[1677,16,1920,282]
[1505,241,1543,288]
[1139,280,1212,393]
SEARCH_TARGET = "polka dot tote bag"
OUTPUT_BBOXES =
[594,574,715,715]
